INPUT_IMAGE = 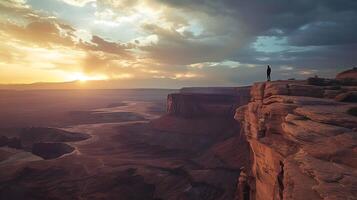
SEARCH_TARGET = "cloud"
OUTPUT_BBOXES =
[60,0,96,7]
[0,0,140,83]
[0,18,134,60]
[1,0,357,86]
[0,21,75,47]
[145,0,357,70]
[139,23,240,65]
[288,19,357,46]
[85,35,134,58]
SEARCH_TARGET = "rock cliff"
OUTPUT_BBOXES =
[150,86,252,199]
[235,80,357,200]
[167,87,251,118]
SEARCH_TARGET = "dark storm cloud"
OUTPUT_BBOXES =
[140,23,239,65]
[158,0,357,35]
[288,15,357,46]
[147,0,357,75]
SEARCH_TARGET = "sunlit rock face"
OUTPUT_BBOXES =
[235,80,357,200]
[167,87,251,118]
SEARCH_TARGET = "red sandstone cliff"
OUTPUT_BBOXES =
[235,80,357,200]
[167,87,251,118]
[162,76,357,200]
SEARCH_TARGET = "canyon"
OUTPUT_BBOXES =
[166,68,357,200]
[0,89,248,199]
[0,69,356,199]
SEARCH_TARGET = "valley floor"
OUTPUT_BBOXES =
[0,99,246,200]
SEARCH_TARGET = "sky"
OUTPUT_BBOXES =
[0,0,356,88]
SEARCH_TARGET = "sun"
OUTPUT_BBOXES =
[71,73,90,82]
[66,72,108,83]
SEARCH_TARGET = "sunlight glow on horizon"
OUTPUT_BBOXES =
[66,72,108,82]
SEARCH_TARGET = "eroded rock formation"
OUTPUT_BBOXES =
[167,87,250,118]
[0,127,89,159]
[235,80,357,200]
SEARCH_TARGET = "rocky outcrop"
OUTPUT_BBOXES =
[336,67,357,80]
[307,68,357,87]
[0,127,89,159]
[167,87,251,118]
[235,81,357,200]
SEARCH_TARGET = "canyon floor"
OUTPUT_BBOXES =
[0,89,246,200]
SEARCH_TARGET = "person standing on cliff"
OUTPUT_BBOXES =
[267,65,271,81]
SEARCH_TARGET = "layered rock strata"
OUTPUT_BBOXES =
[235,80,357,200]
[167,87,251,118]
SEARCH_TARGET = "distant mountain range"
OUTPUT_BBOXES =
[0,81,94,90]
[0,78,242,90]
[0,80,181,90]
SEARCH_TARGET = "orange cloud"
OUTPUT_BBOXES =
[0,0,242,86]
[0,21,75,47]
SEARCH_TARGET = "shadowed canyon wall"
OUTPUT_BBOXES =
[158,86,252,199]
[167,87,251,118]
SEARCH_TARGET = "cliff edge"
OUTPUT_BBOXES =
[167,86,250,118]
[235,79,357,200]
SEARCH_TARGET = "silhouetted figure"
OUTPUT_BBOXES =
[267,65,271,81]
